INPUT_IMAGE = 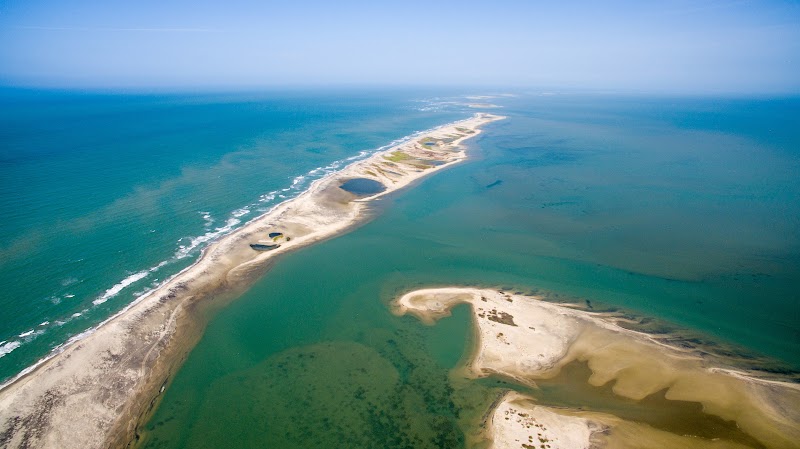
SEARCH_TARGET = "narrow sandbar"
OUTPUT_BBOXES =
[393,287,800,449]
[0,114,504,449]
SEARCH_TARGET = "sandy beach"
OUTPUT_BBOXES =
[0,114,504,449]
[393,287,800,449]
[486,391,600,449]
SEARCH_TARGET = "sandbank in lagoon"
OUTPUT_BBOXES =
[0,114,504,449]
[393,287,800,449]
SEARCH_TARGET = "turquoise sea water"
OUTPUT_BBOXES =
[0,88,466,384]
[137,94,800,448]
[2,90,799,447]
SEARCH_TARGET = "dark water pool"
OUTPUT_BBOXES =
[339,178,386,195]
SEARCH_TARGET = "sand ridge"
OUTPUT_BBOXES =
[0,114,504,449]
[392,287,800,449]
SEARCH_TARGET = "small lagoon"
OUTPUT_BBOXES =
[339,178,387,195]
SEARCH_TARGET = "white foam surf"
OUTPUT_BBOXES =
[199,211,214,229]
[92,270,151,306]
[0,341,21,359]
[231,207,250,218]
[174,217,241,260]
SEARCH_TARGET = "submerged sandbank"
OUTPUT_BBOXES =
[393,287,800,449]
[0,114,504,449]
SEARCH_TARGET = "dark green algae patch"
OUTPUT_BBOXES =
[173,341,462,448]
[137,306,487,449]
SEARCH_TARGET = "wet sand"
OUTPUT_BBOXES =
[393,287,800,449]
[0,114,504,449]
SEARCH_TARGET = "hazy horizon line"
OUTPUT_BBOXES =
[1,82,798,98]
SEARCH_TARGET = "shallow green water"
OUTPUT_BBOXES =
[140,96,800,448]
[139,242,480,448]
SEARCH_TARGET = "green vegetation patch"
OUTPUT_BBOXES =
[179,340,464,448]
[385,151,413,162]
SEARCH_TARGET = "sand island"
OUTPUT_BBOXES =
[0,114,504,449]
[393,287,800,449]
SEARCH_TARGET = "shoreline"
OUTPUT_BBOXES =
[0,114,495,392]
[392,287,800,449]
[0,113,504,449]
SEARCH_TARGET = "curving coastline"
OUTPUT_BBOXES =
[0,114,504,449]
[392,287,800,449]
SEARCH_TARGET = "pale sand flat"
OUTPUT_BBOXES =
[393,287,800,449]
[488,391,598,449]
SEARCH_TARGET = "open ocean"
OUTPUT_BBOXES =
[2,90,799,447]
[0,88,467,384]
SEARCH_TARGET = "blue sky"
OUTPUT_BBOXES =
[1,0,798,93]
